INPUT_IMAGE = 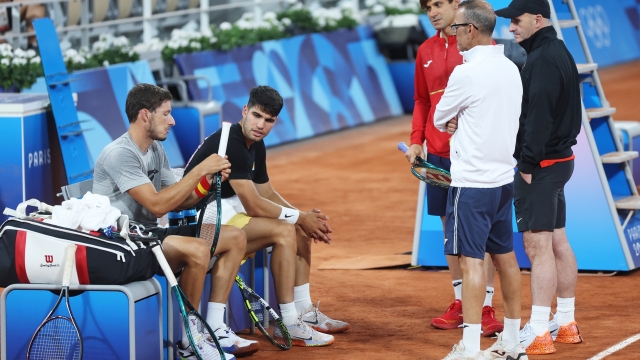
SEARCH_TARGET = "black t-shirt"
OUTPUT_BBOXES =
[184,122,269,199]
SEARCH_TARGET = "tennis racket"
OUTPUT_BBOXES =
[398,142,452,188]
[196,121,232,255]
[151,244,226,360]
[235,274,291,350]
[27,244,82,360]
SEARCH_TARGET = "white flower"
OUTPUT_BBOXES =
[285,0,297,3]
[13,48,26,58]
[25,49,36,58]
[30,56,41,64]
[372,4,385,13]
[219,22,232,31]
[92,41,109,53]
[71,54,86,64]
[0,58,10,66]
[189,41,201,49]
[103,60,110,67]
[209,36,218,44]
[240,12,254,21]
[365,0,377,7]
[11,57,27,65]
[0,49,12,58]
[99,33,113,43]
[263,11,277,21]
[0,43,12,52]
[291,2,303,10]
[112,36,130,47]
[281,17,292,26]
[236,19,253,30]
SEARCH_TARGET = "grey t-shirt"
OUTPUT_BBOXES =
[93,133,176,225]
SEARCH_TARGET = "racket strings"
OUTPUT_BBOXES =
[250,296,289,347]
[187,313,223,360]
[412,162,452,188]
[29,317,81,360]
[199,175,223,251]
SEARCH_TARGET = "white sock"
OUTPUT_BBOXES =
[294,283,313,314]
[556,297,575,326]
[279,302,298,326]
[462,323,481,356]
[530,305,551,337]
[484,286,495,307]
[206,302,226,331]
[452,279,462,300]
[502,318,521,348]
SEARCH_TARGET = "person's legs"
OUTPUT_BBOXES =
[552,227,582,344]
[208,225,247,305]
[459,255,485,356]
[161,235,210,306]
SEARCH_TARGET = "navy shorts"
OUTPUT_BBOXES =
[426,153,452,217]
[444,183,514,259]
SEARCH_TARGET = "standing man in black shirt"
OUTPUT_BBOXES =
[184,86,349,347]
[496,0,583,356]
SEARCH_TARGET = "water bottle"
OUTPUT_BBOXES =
[168,211,185,228]
[184,207,198,225]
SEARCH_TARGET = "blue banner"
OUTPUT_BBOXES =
[174,25,403,147]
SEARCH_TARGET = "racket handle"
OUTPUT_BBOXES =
[152,245,179,287]
[398,142,409,153]
[217,122,232,158]
[62,244,77,286]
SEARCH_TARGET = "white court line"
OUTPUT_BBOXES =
[588,333,640,360]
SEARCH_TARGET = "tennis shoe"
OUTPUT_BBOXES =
[287,317,334,347]
[432,299,463,330]
[554,321,583,344]
[483,332,529,359]
[442,340,484,360]
[176,339,236,360]
[300,301,350,333]
[519,322,556,355]
[548,315,560,341]
[214,326,260,357]
[481,306,504,337]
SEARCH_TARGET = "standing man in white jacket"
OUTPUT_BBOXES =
[433,1,525,359]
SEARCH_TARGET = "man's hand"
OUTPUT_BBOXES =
[297,209,332,244]
[520,172,532,184]
[405,144,425,163]
[446,117,458,135]
[201,154,231,177]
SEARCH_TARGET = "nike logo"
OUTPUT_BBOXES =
[453,281,462,287]
[492,350,506,356]
[444,238,448,244]
[424,60,433,67]
[517,218,522,223]
[292,334,313,341]
[284,214,294,218]
[305,318,319,325]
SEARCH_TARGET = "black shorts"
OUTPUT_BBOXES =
[514,160,574,232]
[426,153,452,217]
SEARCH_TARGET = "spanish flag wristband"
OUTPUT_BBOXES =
[195,176,211,198]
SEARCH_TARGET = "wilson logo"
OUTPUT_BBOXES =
[44,255,53,263]
[40,254,60,268]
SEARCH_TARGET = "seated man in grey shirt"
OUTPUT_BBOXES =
[93,84,256,358]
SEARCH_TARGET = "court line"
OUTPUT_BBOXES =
[588,333,640,360]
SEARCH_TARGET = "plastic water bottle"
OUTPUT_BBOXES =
[168,211,184,228]
[184,207,198,225]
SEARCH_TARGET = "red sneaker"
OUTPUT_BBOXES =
[481,306,503,337]
[431,300,463,330]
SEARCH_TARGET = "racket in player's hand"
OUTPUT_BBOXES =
[151,244,226,360]
[197,122,232,256]
[235,274,292,350]
[27,244,83,360]
[398,142,452,189]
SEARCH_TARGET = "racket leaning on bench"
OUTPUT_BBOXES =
[27,244,83,360]
[196,121,232,255]
[398,142,452,188]
[235,271,292,350]
[151,244,226,360]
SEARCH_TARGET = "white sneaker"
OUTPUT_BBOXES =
[442,340,483,360]
[548,314,560,341]
[178,315,235,360]
[286,317,334,346]
[484,332,529,359]
[518,321,556,355]
[300,301,350,333]
[214,326,259,357]
[176,339,236,360]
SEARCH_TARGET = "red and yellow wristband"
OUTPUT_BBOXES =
[195,176,211,198]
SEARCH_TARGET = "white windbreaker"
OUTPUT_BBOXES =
[434,44,522,188]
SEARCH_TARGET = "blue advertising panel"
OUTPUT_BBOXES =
[174,25,403,147]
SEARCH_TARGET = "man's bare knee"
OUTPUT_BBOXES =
[273,222,296,247]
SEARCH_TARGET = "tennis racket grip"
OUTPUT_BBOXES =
[398,142,409,153]
[62,244,77,286]
[152,245,179,287]
[217,122,232,157]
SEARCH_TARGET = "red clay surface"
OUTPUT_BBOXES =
[237,60,640,359]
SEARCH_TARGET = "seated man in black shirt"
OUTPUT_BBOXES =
[184,86,349,347]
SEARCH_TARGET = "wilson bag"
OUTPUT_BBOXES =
[0,217,160,287]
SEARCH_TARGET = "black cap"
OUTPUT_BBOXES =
[495,0,551,19]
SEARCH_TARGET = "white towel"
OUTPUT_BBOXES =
[46,191,121,231]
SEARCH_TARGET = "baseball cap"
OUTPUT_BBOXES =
[495,0,551,19]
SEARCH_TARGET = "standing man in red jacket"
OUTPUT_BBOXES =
[404,0,501,337]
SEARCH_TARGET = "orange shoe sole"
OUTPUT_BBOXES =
[526,331,557,355]
[555,322,583,344]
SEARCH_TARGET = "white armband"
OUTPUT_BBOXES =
[278,207,300,224]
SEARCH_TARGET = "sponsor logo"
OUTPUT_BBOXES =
[424,60,433,68]
[284,214,294,218]
[580,5,611,49]
[40,254,60,267]
[147,169,159,181]
[517,218,522,223]
[44,255,53,263]
[492,350,506,356]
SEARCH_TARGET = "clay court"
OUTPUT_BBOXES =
[239,60,640,359]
